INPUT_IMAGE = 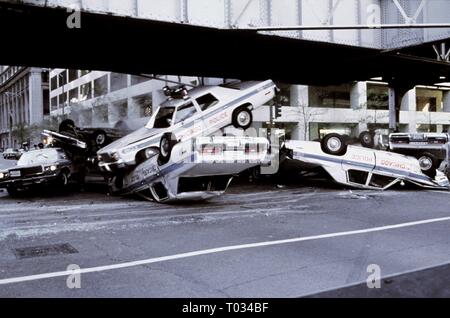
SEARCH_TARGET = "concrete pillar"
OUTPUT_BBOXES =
[400,88,417,133]
[350,81,368,135]
[28,68,44,125]
[290,85,309,140]
[443,91,450,131]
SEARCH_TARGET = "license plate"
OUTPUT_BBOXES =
[410,142,428,145]
[10,170,21,177]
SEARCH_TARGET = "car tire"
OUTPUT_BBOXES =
[92,129,107,146]
[136,147,159,165]
[6,186,18,196]
[59,119,76,133]
[417,152,438,178]
[58,170,70,187]
[158,133,177,166]
[232,107,253,130]
[321,133,348,156]
[359,131,375,148]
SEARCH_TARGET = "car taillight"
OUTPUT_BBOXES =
[245,144,258,153]
[430,138,447,144]
[202,145,222,154]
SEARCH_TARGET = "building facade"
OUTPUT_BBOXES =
[0,66,49,149]
[45,0,450,140]
[48,69,218,129]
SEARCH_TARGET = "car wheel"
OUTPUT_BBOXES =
[93,130,107,146]
[321,133,348,156]
[359,131,375,148]
[58,171,69,187]
[232,107,253,130]
[158,133,177,165]
[417,152,438,178]
[6,186,18,196]
[59,119,76,133]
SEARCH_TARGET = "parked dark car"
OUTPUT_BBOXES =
[0,148,73,195]
[57,119,128,151]
[389,132,449,177]
[41,120,129,185]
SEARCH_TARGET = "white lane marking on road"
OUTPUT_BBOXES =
[2,216,450,285]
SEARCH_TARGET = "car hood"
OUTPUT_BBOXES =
[98,127,165,153]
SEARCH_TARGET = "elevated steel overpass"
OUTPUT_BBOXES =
[0,0,449,87]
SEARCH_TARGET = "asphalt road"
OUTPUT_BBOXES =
[0,163,450,298]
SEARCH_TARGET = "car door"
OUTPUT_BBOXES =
[340,146,376,187]
[172,101,203,142]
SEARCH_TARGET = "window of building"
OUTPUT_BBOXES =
[58,70,67,87]
[68,69,78,82]
[196,93,219,111]
[80,70,91,77]
[93,104,108,124]
[93,75,108,97]
[132,93,152,117]
[59,92,67,107]
[130,75,151,86]
[367,85,388,110]
[80,82,92,101]
[110,73,128,92]
[69,87,78,104]
[276,83,291,106]
[417,96,437,112]
[50,76,58,91]
[113,100,128,119]
[51,97,58,111]
[311,85,351,108]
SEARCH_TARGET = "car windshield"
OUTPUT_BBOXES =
[152,107,176,128]
[17,149,64,165]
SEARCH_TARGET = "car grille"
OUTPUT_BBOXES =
[99,153,115,163]
[10,166,43,177]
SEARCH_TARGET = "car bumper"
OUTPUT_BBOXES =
[0,174,59,188]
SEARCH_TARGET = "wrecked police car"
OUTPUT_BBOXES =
[284,134,449,191]
[0,148,74,195]
[109,136,271,203]
[97,80,277,172]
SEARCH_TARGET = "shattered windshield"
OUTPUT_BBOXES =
[18,149,63,165]
[152,107,176,128]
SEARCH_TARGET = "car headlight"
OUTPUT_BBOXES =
[144,148,158,159]
[0,172,5,179]
[44,165,57,172]
[112,152,120,160]
[121,145,140,154]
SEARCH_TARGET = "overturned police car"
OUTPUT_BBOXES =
[0,148,75,195]
[109,135,272,202]
[284,134,449,190]
[97,80,277,172]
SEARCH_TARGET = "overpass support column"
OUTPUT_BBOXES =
[400,88,417,133]
[350,81,368,136]
[290,85,309,140]
[28,68,43,125]
[443,91,450,132]
[388,84,415,132]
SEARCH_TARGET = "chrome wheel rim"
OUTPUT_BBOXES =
[419,156,433,171]
[327,137,342,152]
[237,111,251,127]
[96,134,106,145]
